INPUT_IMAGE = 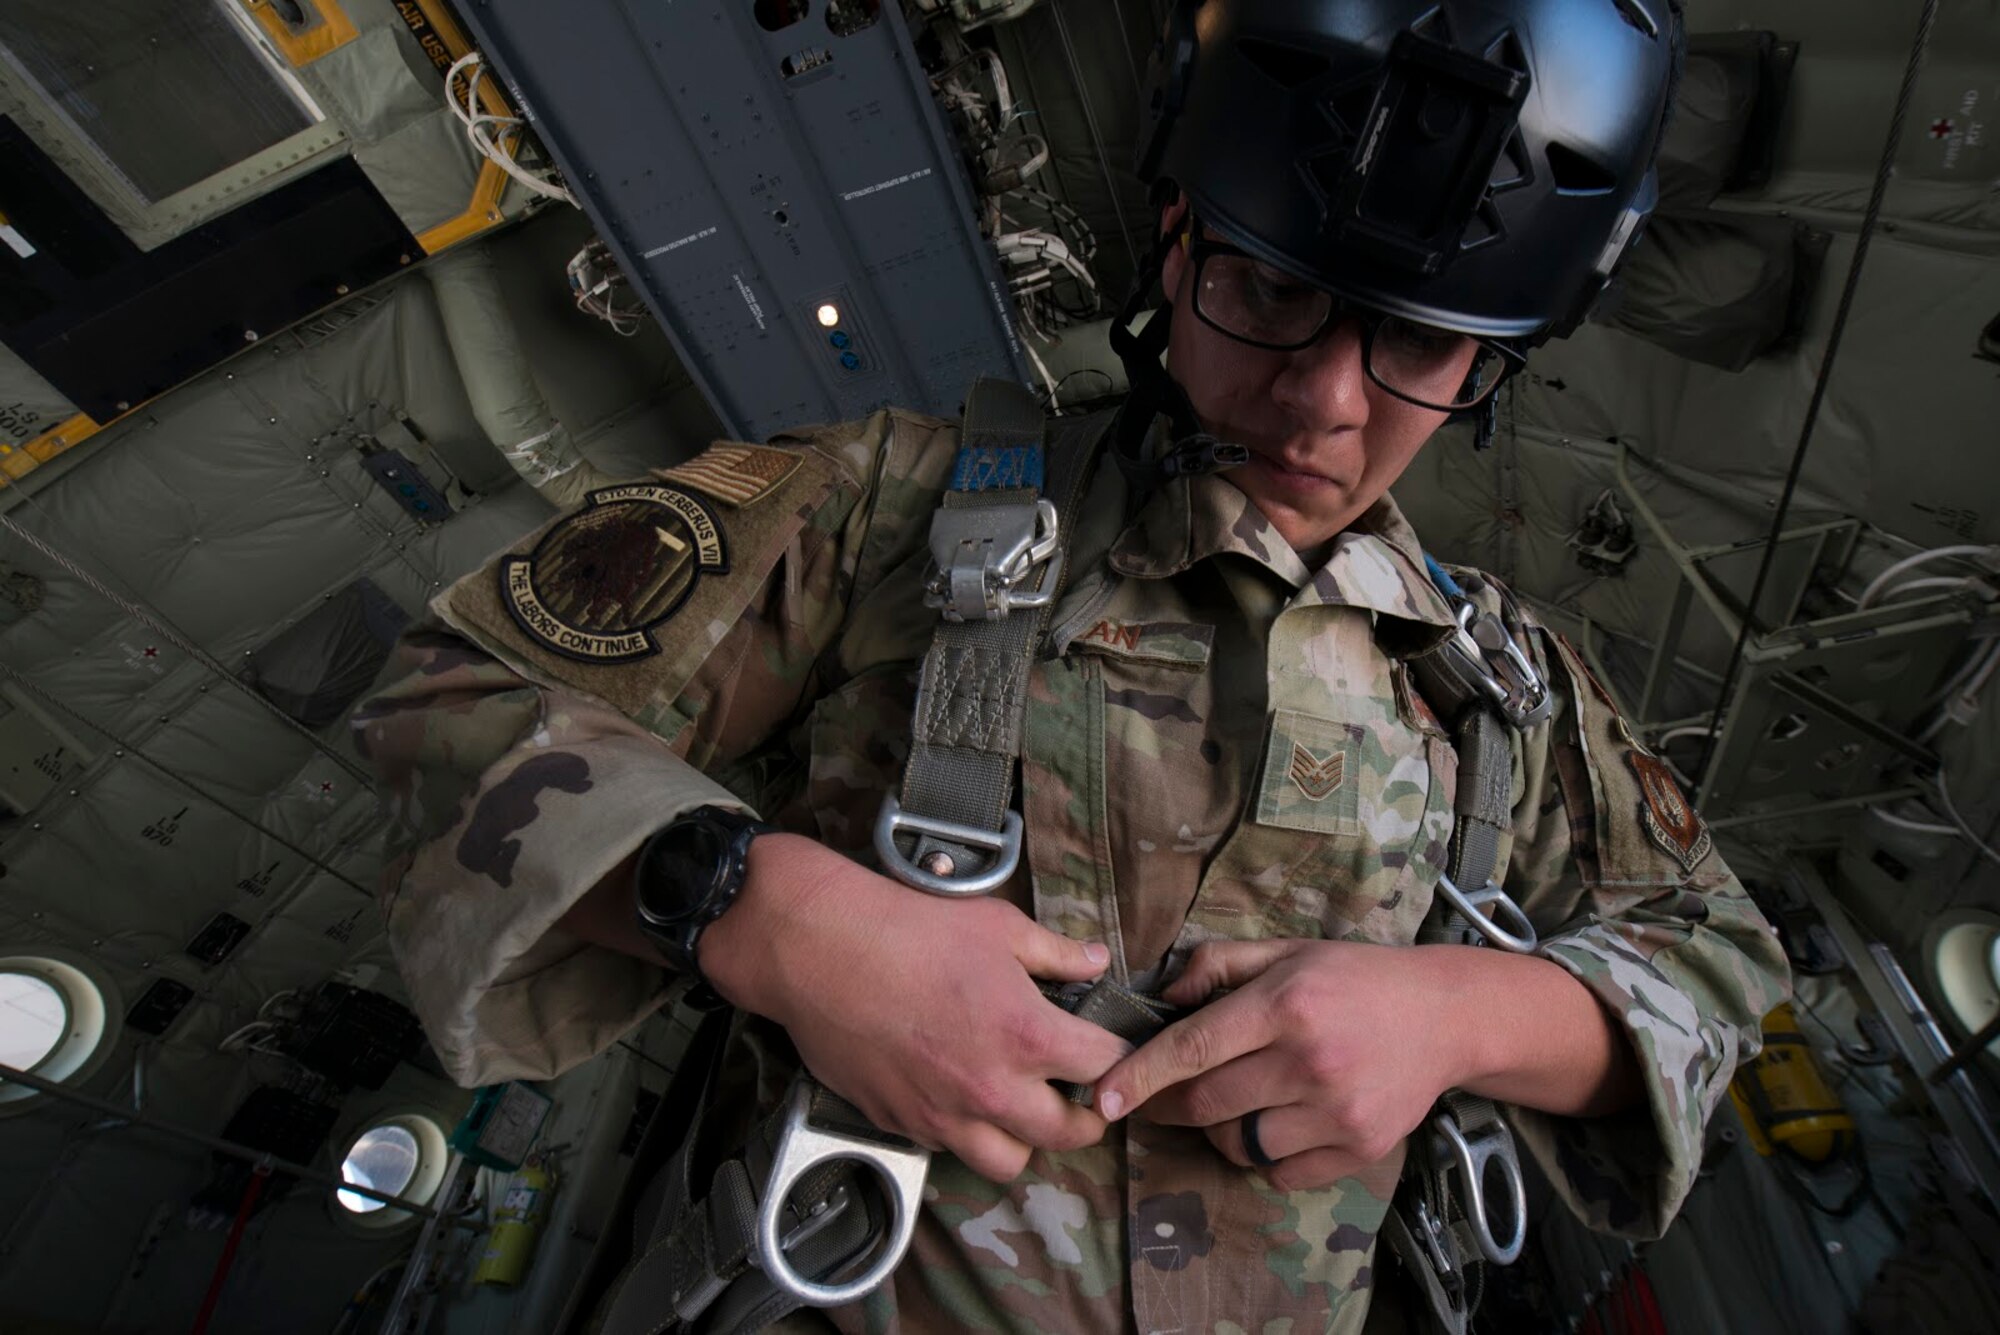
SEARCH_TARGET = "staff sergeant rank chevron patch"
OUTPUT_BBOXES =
[501,484,727,663]
[1289,742,1346,801]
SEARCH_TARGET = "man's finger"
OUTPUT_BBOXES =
[996,1083,1113,1155]
[1094,988,1269,1121]
[1141,1050,1293,1129]
[1013,920,1111,984]
[1162,938,1295,1006]
[951,1121,1037,1184]
[1230,1138,1374,1194]
[1208,1102,1326,1168]
[1038,1010,1136,1087]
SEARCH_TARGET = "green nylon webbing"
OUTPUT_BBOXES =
[896,378,1095,877]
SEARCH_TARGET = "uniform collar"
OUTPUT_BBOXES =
[1108,470,1458,633]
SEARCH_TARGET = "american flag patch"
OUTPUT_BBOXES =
[654,444,801,507]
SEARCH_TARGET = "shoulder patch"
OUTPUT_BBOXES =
[1628,751,1713,872]
[654,443,802,507]
[501,484,727,663]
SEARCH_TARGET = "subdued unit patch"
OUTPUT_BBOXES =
[501,484,727,663]
[654,443,802,507]
[1628,751,1712,872]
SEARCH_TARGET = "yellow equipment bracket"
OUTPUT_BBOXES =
[239,0,361,67]
[416,158,512,255]
[398,0,522,254]
[0,414,103,485]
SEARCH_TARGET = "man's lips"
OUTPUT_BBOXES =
[1240,449,1338,492]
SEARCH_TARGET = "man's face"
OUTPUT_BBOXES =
[1158,204,1475,553]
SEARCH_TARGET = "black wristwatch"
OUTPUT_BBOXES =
[632,804,775,1009]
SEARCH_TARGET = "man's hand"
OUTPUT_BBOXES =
[1091,940,1470,1191]
[1092,938,1644,1191]
[700,833,1127,1183]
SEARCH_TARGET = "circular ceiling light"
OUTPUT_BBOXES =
[816,303,841,328]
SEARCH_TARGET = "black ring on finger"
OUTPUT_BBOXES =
[1242,1108,1278,1168]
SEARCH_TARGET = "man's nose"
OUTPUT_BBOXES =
[1270,315,1372,432]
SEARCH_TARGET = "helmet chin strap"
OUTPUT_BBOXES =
[1106,235,1249,493]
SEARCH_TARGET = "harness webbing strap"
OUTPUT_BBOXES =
[1387,565,1545,1335]
[892,378,1088,879]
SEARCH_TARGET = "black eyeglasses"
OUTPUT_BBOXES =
[1185,232,1521,412]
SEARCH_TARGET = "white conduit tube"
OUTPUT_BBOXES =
[426,246,614,510]
[1859,545,1996,609]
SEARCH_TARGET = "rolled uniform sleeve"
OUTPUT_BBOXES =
[1495,612,1791,1239]
[354,629,747,1085]
[353,412,930,1085]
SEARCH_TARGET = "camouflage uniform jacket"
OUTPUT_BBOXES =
[357,406,1789,1334]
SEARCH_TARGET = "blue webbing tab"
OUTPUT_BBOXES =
[950,444,1043,493]
[1424,552,1467,602]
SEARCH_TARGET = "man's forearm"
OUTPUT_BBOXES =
[1430,945,1643,1119]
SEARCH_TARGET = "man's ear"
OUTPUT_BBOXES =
[1158,193,1192,297]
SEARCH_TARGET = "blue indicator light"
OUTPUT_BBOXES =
[829,331,851,349]
[839,351,861,370]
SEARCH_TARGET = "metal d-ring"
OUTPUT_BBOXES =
[1431,1112,1528,1266]
[754,1081,932,1308]
[873,796,1022,896]
[1434,873,1539,954]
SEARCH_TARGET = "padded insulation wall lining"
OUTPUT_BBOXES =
[0,344,78,450]
[0,215,713,1329]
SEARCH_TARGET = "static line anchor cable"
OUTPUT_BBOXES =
[1693,0,1943,797]
[1052,0,1141,281]
[1696,0,1944,787]
[0,509,377,789]
[0,659,375,899]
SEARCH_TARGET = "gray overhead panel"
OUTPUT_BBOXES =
[456,0,1026,441]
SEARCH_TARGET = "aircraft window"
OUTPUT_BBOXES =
[825,0,881,36]
[0,969,68,1075]
[0,2,323,205]
[1931,914,2000,1058]
[0,954,115,1108]
[755,0,810,32]
[336,1113,450,1224]
[340,1124,421,1213]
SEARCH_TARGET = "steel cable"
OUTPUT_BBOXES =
[1051,0,1142,279]
[1693,0,1944,795]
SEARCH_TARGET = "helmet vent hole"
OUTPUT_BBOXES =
[1609,0,1662,40]
[1235,38,1330,90]
[1408,7,1454,44]
[1546,143,1617,196]
[1461,200,1505,250]
[1482,30,1529,76]
[1491,130,1532,192]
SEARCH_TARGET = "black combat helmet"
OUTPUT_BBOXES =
[1137,0,1686,345]
[1107,0,1684,473]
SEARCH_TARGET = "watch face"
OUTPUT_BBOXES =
[641,818,729,925]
